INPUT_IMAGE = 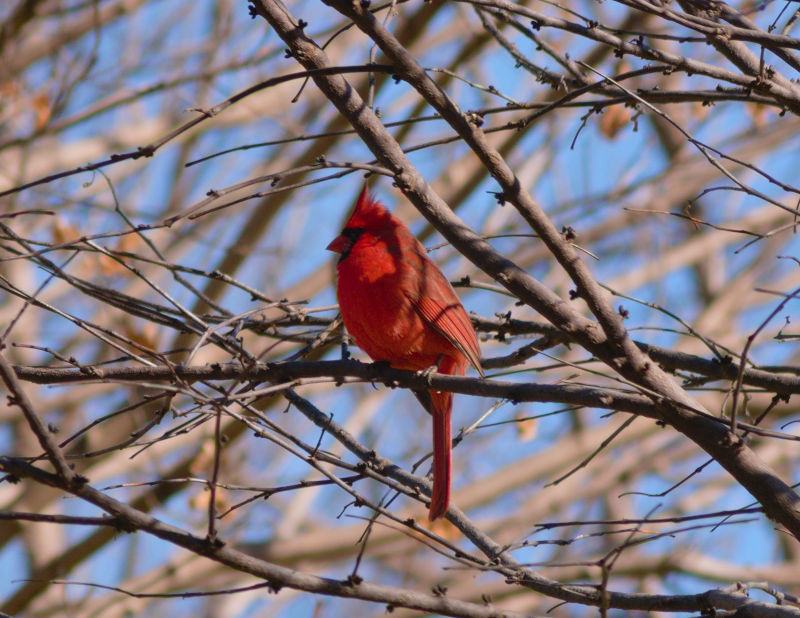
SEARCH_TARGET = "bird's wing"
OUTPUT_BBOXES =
[396,235,483,376]
[412,293,484,377]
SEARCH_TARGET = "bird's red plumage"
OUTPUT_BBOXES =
[327,186,482,520]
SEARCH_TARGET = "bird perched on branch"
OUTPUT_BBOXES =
[327,186,483,520]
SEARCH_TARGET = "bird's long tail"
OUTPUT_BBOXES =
[428,388,452,521]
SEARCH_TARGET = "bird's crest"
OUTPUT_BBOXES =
[345,185,392,229]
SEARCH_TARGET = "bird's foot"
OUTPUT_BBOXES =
[416,364,437,387]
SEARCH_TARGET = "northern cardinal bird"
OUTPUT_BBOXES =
[327,186,483,520]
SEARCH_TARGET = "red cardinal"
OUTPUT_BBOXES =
[327,186,483,520]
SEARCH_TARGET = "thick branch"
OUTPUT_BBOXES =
[0,457,532,618]
[6,359,797,443]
